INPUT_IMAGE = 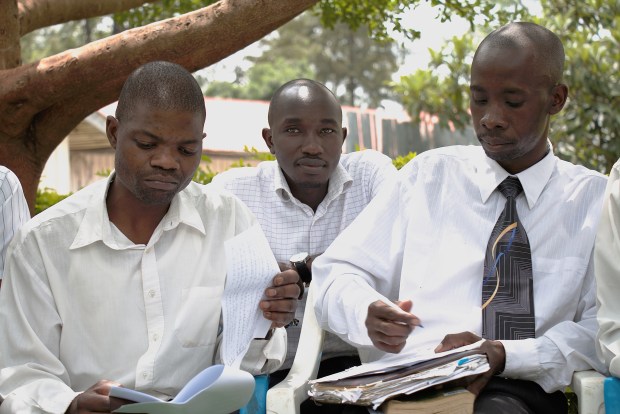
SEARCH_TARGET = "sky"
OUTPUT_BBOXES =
[199,1,542,85]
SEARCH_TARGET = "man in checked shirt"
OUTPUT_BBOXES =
[212,79,397,413]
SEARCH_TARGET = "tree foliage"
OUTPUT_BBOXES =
[206,12,402,107]
[5,0,511,212]
[1,0,319,212]
[544,0,620,173]
[392,0,620,173]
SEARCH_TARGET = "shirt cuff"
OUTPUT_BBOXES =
[240,328,287,375]
[499,338,541,377]
[0,389,77,414]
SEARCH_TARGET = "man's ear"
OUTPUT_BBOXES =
[262,128,275,154]
[342,127,348,143]
[549,83,568,115]
[106,116,119,149]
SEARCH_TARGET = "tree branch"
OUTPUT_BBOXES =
[18,0,160,35]
[1,0,318,150]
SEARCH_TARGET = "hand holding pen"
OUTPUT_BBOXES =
[365,299,424,354]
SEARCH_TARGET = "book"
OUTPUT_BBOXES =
[308,342,489,410]
[382,387,475,414]
[109,364,255,414]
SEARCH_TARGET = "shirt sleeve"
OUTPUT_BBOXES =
[0,234,77,413]
[0,168,31,279]
[239,328,287,375]
[596,161,620,377]
[313,174,408,351]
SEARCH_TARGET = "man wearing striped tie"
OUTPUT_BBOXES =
[313,22,607,414]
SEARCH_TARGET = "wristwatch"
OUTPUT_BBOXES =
[290,252,312,285]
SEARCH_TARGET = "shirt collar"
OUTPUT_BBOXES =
[71,174,205,250]
[478,142,556,209]
[273,161,353,202]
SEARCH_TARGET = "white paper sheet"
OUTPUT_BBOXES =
[111,365,255,414]
[312,340,485,382]
[222,224,279,367]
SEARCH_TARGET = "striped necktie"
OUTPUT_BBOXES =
[482,177,535,340]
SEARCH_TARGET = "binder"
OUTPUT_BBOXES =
[308,346,489,409]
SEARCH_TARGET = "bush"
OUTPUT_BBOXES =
[35,188,71,215]
[392,152,416,170]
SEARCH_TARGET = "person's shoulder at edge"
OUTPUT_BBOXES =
[0,165,19,185]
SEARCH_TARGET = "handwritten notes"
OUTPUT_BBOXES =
[222,224,279,367]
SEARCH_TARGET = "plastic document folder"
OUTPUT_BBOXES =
[308,344,489,410]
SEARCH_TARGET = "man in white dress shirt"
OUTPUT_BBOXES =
[212,79,397,412]
[314,22,607,414]
[0,165,30,288]
[0,61,300,414]
[595,157,620,378]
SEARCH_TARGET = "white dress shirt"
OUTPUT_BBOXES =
[0,166,30,279]
[212,149,397,369]
[0,176,285,414]
[314,145,607,393]
[596,158,620,377]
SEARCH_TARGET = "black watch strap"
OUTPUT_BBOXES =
[292,260,312,285]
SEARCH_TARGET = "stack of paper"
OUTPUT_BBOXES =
[308,343,489,409]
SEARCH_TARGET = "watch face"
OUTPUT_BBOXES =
[290,252,309,263]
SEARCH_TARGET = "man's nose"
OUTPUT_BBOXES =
[151,147,179,170]
[480,105,508,130]
[301,133,322,155]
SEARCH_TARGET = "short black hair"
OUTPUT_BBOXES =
[267,79,340,125]
[115,61,206,121]
[476,22,565,85]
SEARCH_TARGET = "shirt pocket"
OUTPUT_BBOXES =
[174,286,223,348]
[533,257,587,333]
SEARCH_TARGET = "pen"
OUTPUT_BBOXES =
[384,298,424,328]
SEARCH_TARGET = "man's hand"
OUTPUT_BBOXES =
[365,300,421,353]
[434,331,506,396]
[260,269,301,328]
[65,380,121,413]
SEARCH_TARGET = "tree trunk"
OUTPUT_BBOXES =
[0,0,319,212]
[0,0,20,69]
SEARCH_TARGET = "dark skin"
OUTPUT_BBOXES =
[470,37,567,175]
[365,300,421,354]
[434,332,506,396]
[66,102,300,414]
[365,25,568,397]
[263,82,347,212]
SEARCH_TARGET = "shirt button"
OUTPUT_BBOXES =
[152,333,159,342]
[148,289,156,298]
[142,371,148,379]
